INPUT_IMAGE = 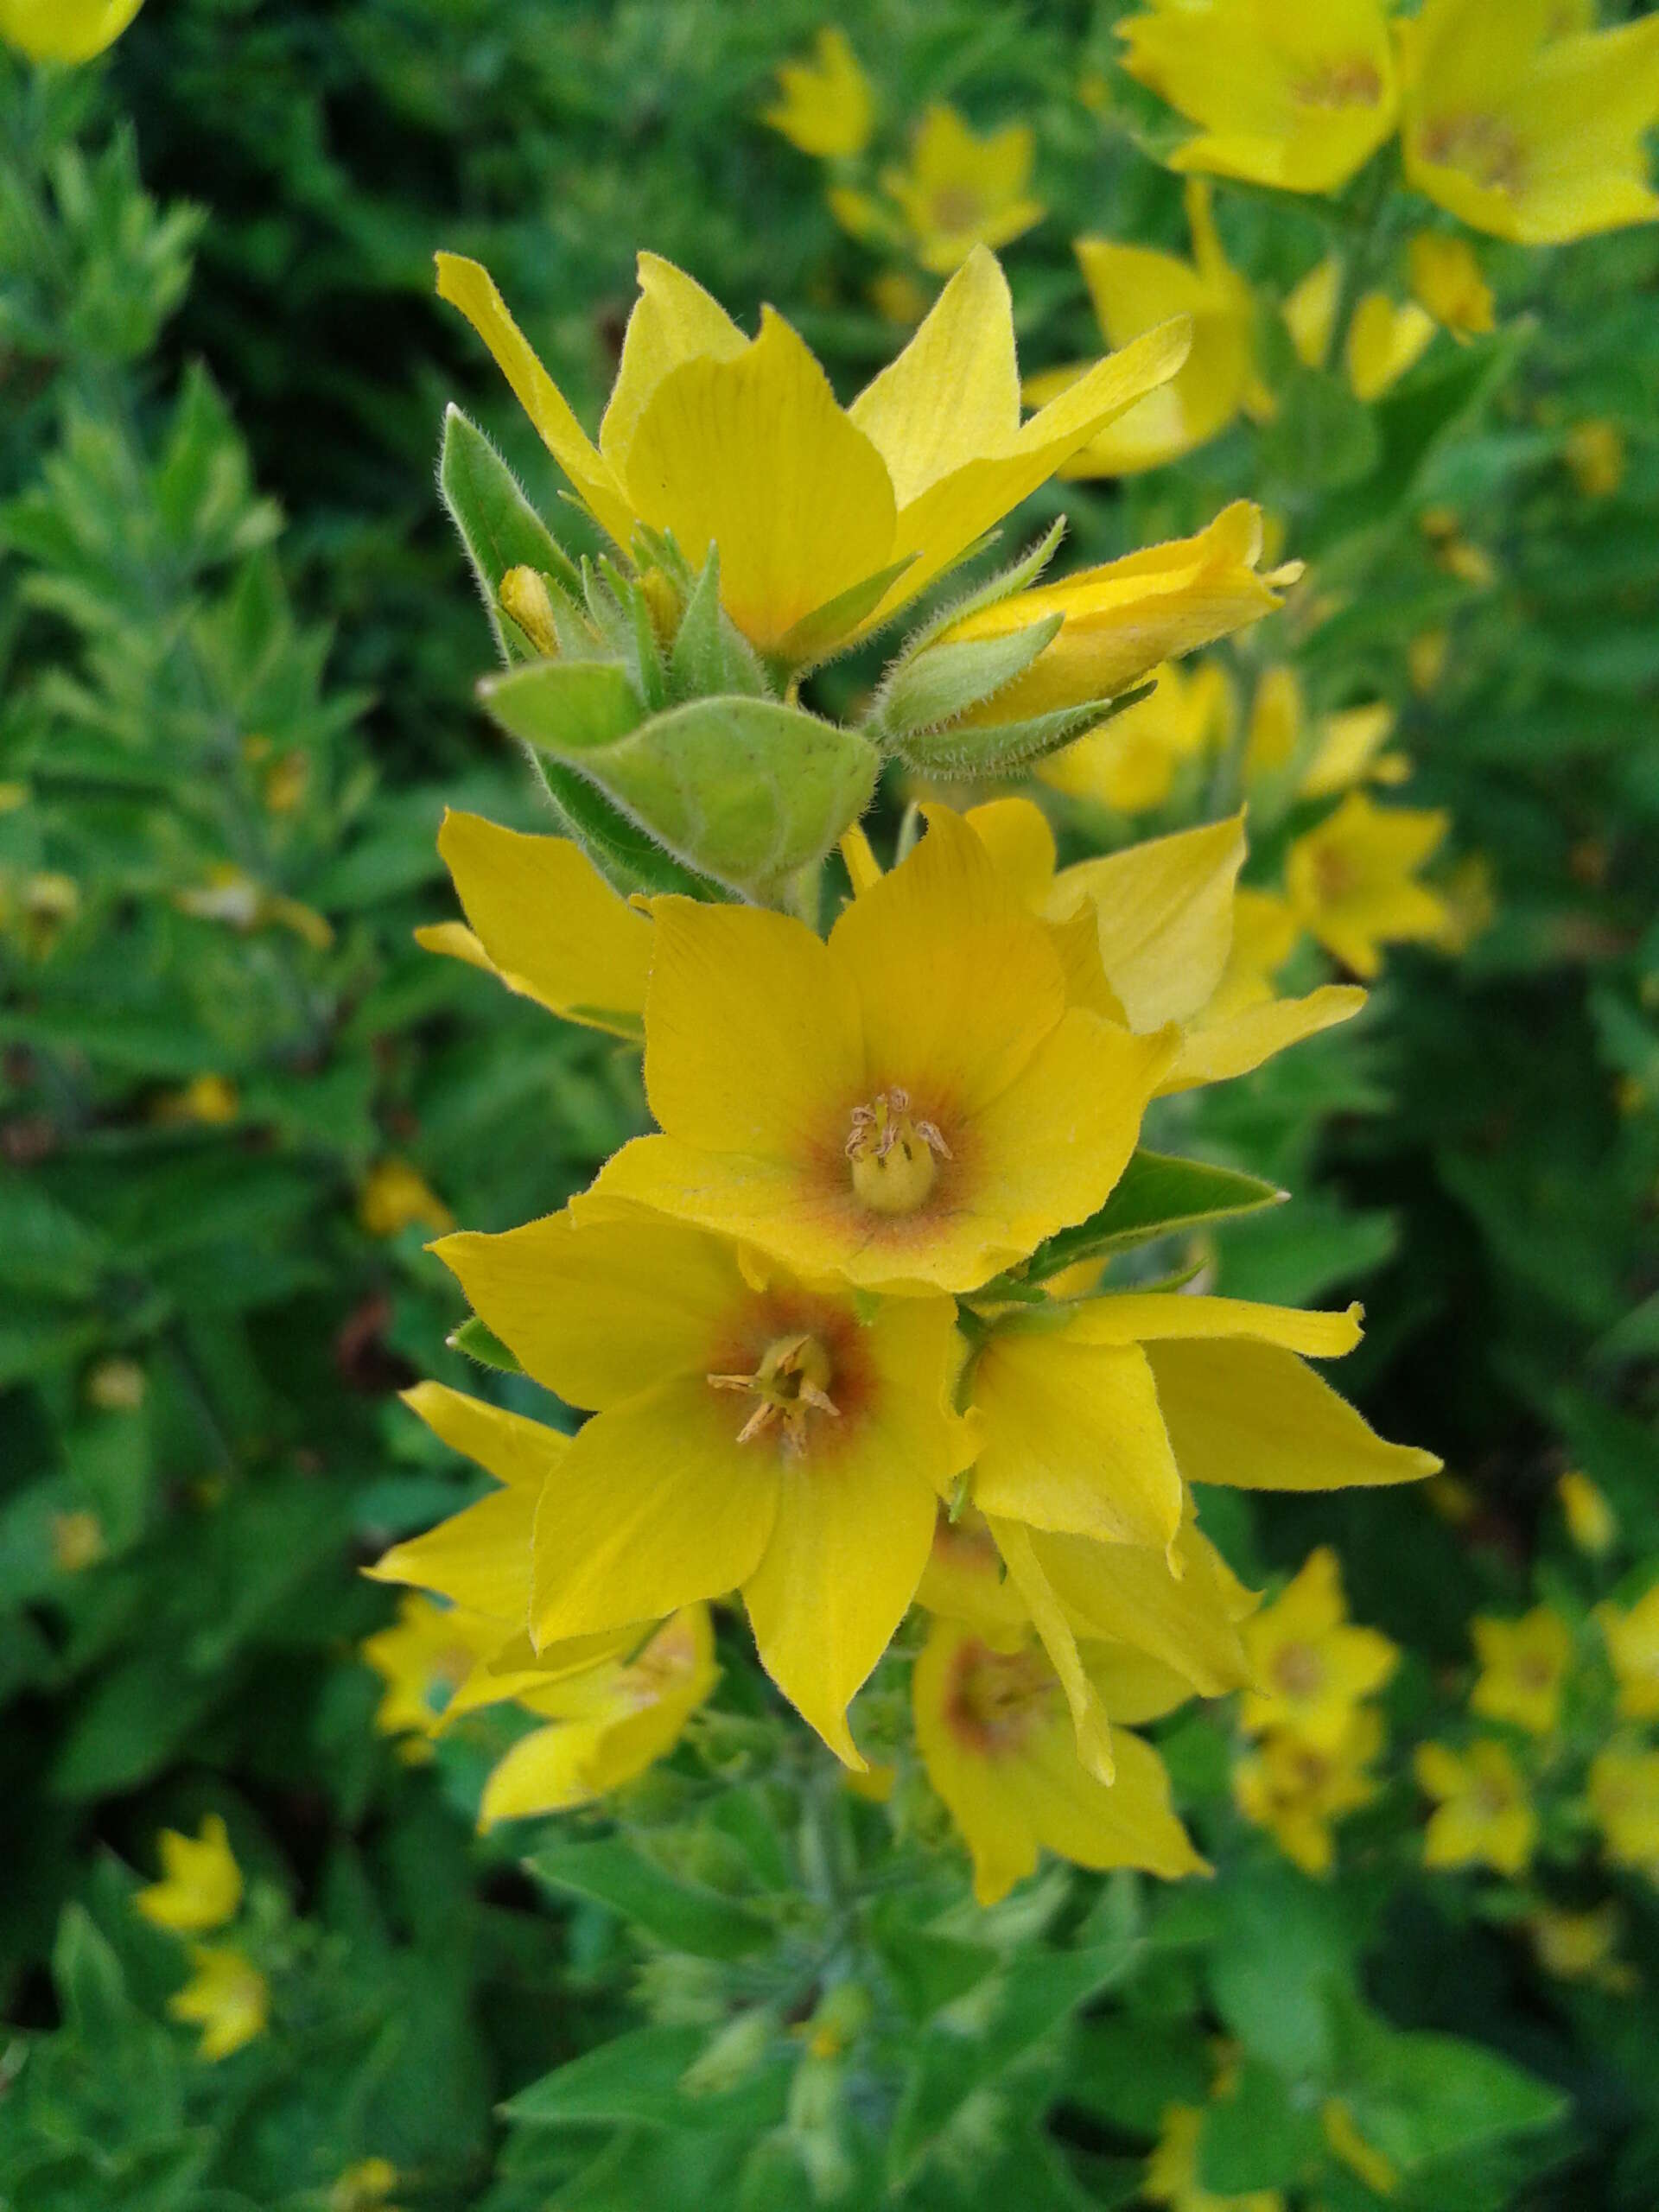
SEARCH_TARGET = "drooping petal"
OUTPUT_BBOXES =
[642,896,864,1157]
[1052,813,1245,1030]
[435,1211,744,1410]
[1147,1338,1441,1490]
[969,1328,1184,1550]
[530,1375,779,1643]
[435,253,636,547]
[1027,1522,1254,1695]
[1065,1294,1363,1357]
[437,810,652,1038]
[622,308,899,652]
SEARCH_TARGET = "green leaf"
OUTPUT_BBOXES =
[1198,2059,1323,2193]
[903,518,1066,655]
[487,677,879,897]
[1207,1868,1357,2078]
[1260,364,1381,495]
[1332,2000,1569,2176]
[524,1836,771,1961]
[440,405,581,658]
[1022,1149,1286,1283]
[504,2024,707,2126]
[868,1901,998,2022]
[535,754,734,901]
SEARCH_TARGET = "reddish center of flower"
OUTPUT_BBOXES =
[1296,58,1384,110]
[1516,1656,1554,1692]
[846,1086,950,1216]
[1273,1641,1325,1700]
[944,1637,1053,1757]
[1313,845,1357,904]
[708,1330,840,1457]
[1474,1778,1512,1820]
[930,184,986,235]
[1420,114,1527,195]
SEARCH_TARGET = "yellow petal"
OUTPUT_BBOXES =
[1065,1294,1363,1357]
[911,1618,1041,1905]
[1028,1522,1253,1695]
[744,1300,966,1765]
[1160,984,1366,1093]
[434,254,635,546]
[1082,1642,1196,1726]
[1147,1338,1440,1490]
[531,1375,779,1643]
[435,1211,742,1409]
[398,1378,568,1489]
[1018,1712,1207,1879]
[969,1329,1183,1549]
[989,1516,1114,1782]
[598,253,747,474]
[643,895,863,1156]
[622,307,898,653]
[963,796,1058,907]
[437,810,652,1037]
[849,247,1021,506]
[368,1486,537,1623]
[1052,813,1245,1030]
[828,804,1064,1115]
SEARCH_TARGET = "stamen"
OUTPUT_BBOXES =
[707,1331,840,1454]
[845,1088,951,1214]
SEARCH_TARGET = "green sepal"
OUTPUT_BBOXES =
[893,681,1155,780]
[447,1316,522,1373]
[902,517,1066,656]
[438,406,581,661]
[669,547,771,703]
[872,612,1062,746]
[1020,1148,1287,1283]
[486,670,878,898]
[771,553,917,673]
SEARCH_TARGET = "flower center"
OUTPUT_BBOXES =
[1474,1778,1512,1821]
[931,184,986,235]
[1313,845,1357,905]
[708,1331,840,1456]
[944,1637,1053,1755]
[1273,1641,1325,1700]
[845,1087,950,1216]
[1296,58,1384,110]
[1421,114,1527,195]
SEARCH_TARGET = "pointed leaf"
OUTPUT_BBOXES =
[875,613,1062,743]
[524,1837,770,1961]
[894,683,1154,779]
[1025,1149,1286,1283]
[669,549,770,702]
[440,407,580,663]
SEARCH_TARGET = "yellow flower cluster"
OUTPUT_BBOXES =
[133,1814,268,2062]
[377,243,1448,1904]
[1233,1548,1397,1874]
[1120,0,1659,244]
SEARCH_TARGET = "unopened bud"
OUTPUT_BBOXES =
[499,566,563,657]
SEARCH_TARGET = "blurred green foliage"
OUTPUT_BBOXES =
[0,3,1656,2208]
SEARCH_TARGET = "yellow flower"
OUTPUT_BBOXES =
[964,799,1368,1095]
[1234,1708,1383,1875]
[1566,420,1625,499]
[833,103,1044,274]
[1559,1467,1618,1556]
[1587,1744,1659,1872]
[1285,257,1436,400]
[577,805,1176,1294]
[1145,2102,1286,2212]
[1596,1584,1659,1720]
[1321,2100,1397,2197]
[1244,664,1408,798]
[1284,792,1450,978]
[51,1509,105,1573]
[1038,660,1233,814]
[1119,0,1397,195]
[1408,232,1496,340]
[437,246,1182,661]
[362,1592,504,1751]
[868,269,931,327]
[1529,1903,1632,1990]
[153,1074,240,1127]
[1028,182,1267,476]
[416,809,652,1039]
[938,502,1290,726]
[761,29,874,159]
[167,1946,268,2063]
[1401,0,1659,244]
[331,2159,402,2212]
[1240,1548,1399,1749]
[1415,1738,1536,1874]
[479,1605,717,1829]
[912,1615,1206,1904]
[134,1815,243,1934]
[435,1209,975,1765]
[1468,1605,1573,1736]
[0,0,143,60]
[358,1159,454,1239]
